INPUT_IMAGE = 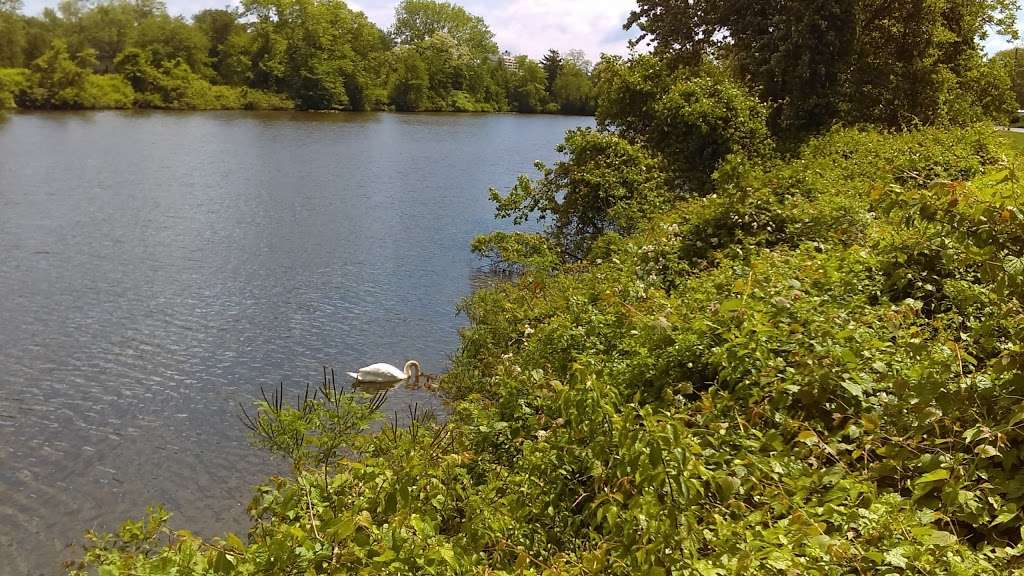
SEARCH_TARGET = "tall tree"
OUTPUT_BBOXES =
[391,0,496,59]
[540,48,561,94]
[509,56,547,113]
[388,44,429,110]
[133,14,211,75]
[0,10,26,66]
[991,47,1024,109]
[193,9,248,82]
[65,0,137,71]
[244,0,388,110]
[564,49,592,74]
[627,0,1021,132]
[552,60,593,114]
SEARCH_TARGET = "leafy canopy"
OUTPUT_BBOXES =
[391,0,497,59]
[627,0,1021,133]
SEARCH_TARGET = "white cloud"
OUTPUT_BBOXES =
[462,0,637,59]
[985,34,1017,56]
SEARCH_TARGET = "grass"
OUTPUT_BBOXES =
[997,129,1024,151]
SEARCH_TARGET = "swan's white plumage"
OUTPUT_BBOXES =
[347,361,420,383]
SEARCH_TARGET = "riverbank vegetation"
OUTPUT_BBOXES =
[0,0,596,113]
[66,0,1024,574]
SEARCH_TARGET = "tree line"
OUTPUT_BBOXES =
[0,0,597,113]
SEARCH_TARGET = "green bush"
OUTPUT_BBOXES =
[114,49,293,111]
[490,128,671,260]
[239,88,294,110]
[596,56,774,193]
[7,44,287,111]
[470,231,558,275]
[0,67,28,108]
[16,41,92,109]
[77,75,135,109]
[448,90,479,112]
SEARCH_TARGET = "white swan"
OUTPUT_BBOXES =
[347,360,421,383]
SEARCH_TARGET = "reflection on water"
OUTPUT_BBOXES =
[0,110,590,575]
[352,380,402,395]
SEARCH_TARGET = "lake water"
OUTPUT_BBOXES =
[0,110,590,575]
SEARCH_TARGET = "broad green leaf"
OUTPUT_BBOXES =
[915,469,950,484]
[719,299,745,312]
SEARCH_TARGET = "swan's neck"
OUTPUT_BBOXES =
[404,361,421,379]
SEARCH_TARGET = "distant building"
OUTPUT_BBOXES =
[501,51,521,73]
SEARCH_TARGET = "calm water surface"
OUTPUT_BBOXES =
[0,110,590,574]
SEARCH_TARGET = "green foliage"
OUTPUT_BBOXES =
[0,67,27,107]
[385,31,505,112]
[552,61,594,115]
[991,48,1024,111]
[67,90,1024,576]
[0,0,592,113]
[540,48,561,94]
[16,40,98,108]
[508,57,548,113]
[133,13,211,75]
[470,231,558,275]
[627,0,1022,134]
[0,9,27,67]
[111,47,291,110]
[77,73,134,108]
[596,55,774,192]
[243,0,389,110]
[239,370,386,471]
[387,45,430,111]
[237,86,293,110]
[491,128,670,260]
[193,9,252,85]
[1000,130,1024,151]
[391,0,497,58]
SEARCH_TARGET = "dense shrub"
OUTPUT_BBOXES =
[114,49,292,110]
[238,88,294,111]
[596,55,774,193]
[470,231,558,275]
[77,75,135,109]
[15,41,92,109]
[0,67,27,108]
[0,44,293,111]
[10,43,136,109]
[490,128,671,260]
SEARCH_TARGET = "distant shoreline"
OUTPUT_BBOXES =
[1,107,596,118]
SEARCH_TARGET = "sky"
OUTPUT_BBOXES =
[15,0,1024,60]
[19,0,641,60]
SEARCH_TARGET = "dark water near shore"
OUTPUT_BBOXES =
[0,110,590,574]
